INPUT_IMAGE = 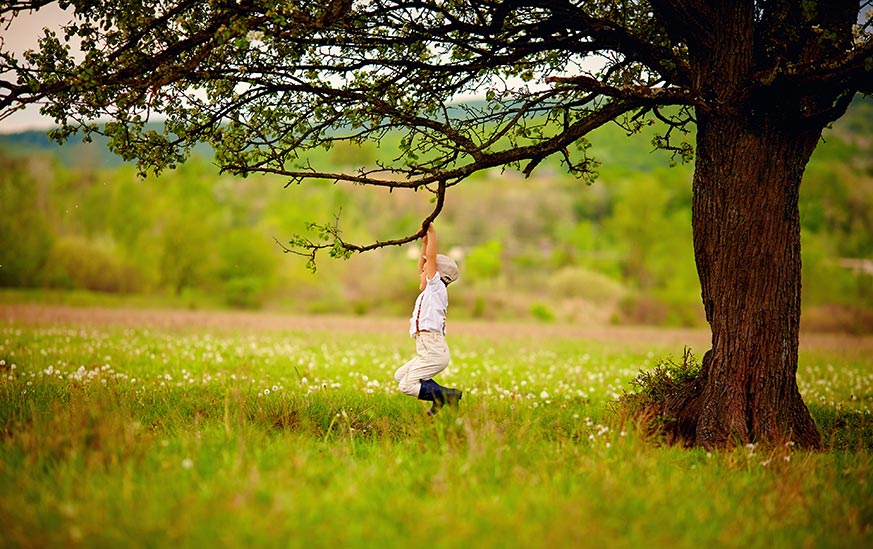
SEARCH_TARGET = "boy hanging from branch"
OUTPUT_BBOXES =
[393,223,462,415]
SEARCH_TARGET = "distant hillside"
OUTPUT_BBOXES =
[0,123,213,169]
[1,96,870,171]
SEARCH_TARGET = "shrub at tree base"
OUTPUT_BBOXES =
[617,347,703,446]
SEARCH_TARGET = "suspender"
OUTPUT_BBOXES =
[415,281,447,335]
[415,295,422,333]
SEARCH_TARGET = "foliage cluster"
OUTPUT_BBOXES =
[0,322,870,547]
[615,347,703,444]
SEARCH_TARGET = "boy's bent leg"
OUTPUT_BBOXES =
[398,377,424,397]
[396,334,451,399]
[394,358,414,383]
[398,359,449,398]
[403,334,450,382]
[397,357,426,397]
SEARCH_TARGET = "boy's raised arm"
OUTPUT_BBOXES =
[424,223,437,280]
[418,231,428,275]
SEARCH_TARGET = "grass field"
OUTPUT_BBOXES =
[1,306,871,548]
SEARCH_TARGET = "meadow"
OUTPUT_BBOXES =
[0,311,871,548]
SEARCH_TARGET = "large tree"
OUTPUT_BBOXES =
[2,0,871,448]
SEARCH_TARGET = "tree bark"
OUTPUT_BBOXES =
[648,0,832,450]
[687,110,822,449]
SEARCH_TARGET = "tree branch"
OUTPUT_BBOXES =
[757,40,873,95]
[544,74,705,109]
[275,179,448,270]
[647,0,715,52]
[226,98,638,190]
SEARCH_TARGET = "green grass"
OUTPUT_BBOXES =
[0,322,871,548]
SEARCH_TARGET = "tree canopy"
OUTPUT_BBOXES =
[3,0,868,262]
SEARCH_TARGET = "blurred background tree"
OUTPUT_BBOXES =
[2,99,869,330]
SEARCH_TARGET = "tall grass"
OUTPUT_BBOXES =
[1,323,871,548]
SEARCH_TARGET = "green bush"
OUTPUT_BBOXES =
[610,290,704,327]
[548,266,625,305]
[223,276,267,309]
[0,156,54,286]
[530,303,556,322]
[41,236,144,293]
[616,348,703,442]
[464,240,502,282]
[614,293,669,325]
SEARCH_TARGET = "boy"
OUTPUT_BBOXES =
[393,223,462,415]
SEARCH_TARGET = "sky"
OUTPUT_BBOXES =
[0,4,71,133]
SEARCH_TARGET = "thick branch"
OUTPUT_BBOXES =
[756,40,873,95]
[0,0,54,17]
[648,0,714,52]
[544,74,705,109]
[227,99,638,188]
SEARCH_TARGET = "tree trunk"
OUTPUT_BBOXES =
[684,110,822,449]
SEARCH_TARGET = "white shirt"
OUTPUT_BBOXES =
[408,271,448,337]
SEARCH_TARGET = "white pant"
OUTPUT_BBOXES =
[394,332,451,397]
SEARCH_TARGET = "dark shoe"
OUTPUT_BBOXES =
[420,380,462,415]
[443,387,463,406]
[417,379,436,402]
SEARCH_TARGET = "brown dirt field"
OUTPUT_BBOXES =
[2,303,871,353]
